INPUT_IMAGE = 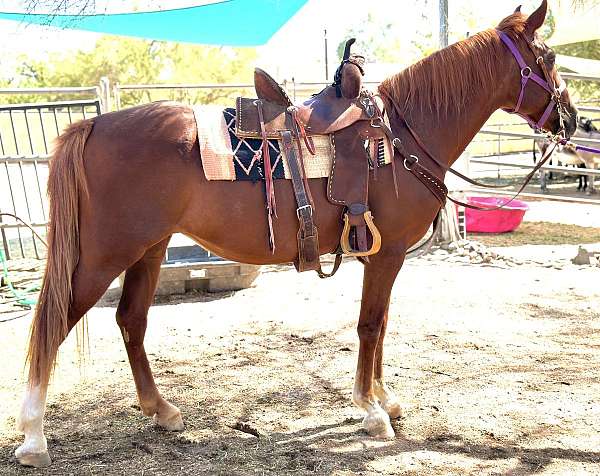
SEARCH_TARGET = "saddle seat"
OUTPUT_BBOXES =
[242,39,384,275]
[253,52,369,135]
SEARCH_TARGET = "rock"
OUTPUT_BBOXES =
[572,246,591,266]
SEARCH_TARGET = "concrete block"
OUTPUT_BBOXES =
[160,265,191,281]
[208,269,260,292]
[156,279,186,296]
[239,263,260,274]
[148,261,262,296]
[204,264,241,278]
[185,277,209,292]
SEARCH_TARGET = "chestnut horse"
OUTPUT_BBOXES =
[15,1,577,467]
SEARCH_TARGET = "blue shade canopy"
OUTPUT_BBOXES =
[0,0,308,46]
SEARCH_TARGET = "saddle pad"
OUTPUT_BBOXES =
[193,105,389,181]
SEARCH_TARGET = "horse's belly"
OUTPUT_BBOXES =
[178,179,344,265]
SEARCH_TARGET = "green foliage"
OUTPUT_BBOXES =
[540,6,556,39]
[1,36,257,106]
[335,13,406,63]
[555,40,600,102]
[335,3,435,65]
[555,39,600,61]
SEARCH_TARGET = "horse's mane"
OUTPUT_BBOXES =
[379,12,529,117]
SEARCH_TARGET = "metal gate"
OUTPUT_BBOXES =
[0,99,101,259]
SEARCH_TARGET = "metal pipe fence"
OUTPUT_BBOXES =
[113,79,383,107]
[0,98,101,259]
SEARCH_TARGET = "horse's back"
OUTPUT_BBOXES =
[87,101,197,160]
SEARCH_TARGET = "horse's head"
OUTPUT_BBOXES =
[497,0,578,138]
[578,116,598,133]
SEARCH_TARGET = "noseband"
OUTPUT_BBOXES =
[497,30,566,133]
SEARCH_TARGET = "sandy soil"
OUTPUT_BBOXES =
[0,255,599,475]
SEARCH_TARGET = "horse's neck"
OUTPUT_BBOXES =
[401,45,511,170]
[407,89,502,170]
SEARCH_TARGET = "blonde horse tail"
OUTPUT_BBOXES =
[26,119,94,386]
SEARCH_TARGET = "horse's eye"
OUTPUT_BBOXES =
[547,49,556,65]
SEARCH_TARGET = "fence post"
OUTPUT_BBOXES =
[99,77,111,113]
[0,210,10,260]
[113,83,121,111]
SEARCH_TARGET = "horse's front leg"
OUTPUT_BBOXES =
[352,243,405,439]
[373,302,403,419]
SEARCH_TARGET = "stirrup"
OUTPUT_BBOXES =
[340,211,382,257]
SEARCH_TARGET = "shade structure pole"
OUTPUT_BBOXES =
[439,0,448,48]
[324,29,329,81]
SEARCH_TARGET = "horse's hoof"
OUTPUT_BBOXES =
[363,409,395,439]
[382,399,403,420]
[153,405,184,431]
[15,448,51,468]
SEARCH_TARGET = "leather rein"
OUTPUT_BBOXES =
[372,29,570,212]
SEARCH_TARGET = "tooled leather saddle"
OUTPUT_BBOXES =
[237,39,392,276]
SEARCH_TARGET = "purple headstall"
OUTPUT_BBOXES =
[497,30,566,131]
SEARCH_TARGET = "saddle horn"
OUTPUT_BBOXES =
[334,38,364,98]
[342,38,356,61]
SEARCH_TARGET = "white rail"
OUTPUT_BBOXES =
[465,188,600,205]
[578,106,600,113]
[562,73,600,82]
[470,158,600,176]
[477,129,600,147]
[0,86,98,95]
[0,155,50,164]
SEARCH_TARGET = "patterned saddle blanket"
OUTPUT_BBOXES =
[193,105,390,181]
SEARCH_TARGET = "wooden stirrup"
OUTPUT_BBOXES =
[340,211,382,257]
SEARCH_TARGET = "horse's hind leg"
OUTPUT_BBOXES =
[116,237,184,431]
[587,164,595,194]
[577,164,587,191]
[352,244,405,439]
[540,171,548,192]
[16,259,124,467]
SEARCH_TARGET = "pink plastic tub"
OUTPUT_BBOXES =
[464,196,529,233]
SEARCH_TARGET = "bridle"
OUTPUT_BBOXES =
[497,30,567,135]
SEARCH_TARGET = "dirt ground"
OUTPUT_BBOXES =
[1,251,600,475]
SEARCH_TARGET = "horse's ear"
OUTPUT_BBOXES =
[514,5,521,13]
[525,0,548,34]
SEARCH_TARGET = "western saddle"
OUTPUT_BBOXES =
[236,39,391,276]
